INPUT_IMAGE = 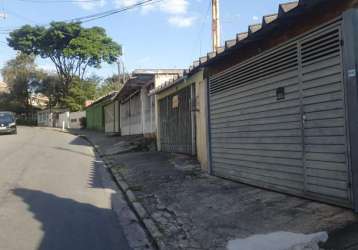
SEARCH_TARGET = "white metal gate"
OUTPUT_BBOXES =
[208,19,351,207]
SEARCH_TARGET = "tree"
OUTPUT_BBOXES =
[1,53,43,109]
[7,22,122,97]
[38,74,64,108]
[96,74,122,98]
[61,77,98,112]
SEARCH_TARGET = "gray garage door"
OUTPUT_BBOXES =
[208,19,351,207]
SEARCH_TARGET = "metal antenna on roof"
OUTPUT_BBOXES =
[212,0,221,52]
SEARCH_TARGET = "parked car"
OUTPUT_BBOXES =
[0,112,17,134]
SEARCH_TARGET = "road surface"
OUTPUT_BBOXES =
[0,126,132,250]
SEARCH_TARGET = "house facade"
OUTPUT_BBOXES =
[37,108,68,127]
[58,111,86,129]
[115,69,183,137]
[29,93,49,109]
[86,92,118,131]
[0,81,9,94]
[180,0,358,211]
[79,0,358,212]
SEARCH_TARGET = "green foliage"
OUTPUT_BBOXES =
[96,74,119,98]
[61,77,98,112]
[1,53,44,110]
[38,74,64,107]
[8,22,122,97]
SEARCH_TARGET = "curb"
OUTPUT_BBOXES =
[73,132,164,249]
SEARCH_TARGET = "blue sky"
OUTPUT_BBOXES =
[0,0,289,81]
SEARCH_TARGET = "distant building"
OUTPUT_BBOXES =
[0,81,10,94]
[117,69,184,137]
[29,93,49,109]
[85,100,94,108]
[37,108,68,127]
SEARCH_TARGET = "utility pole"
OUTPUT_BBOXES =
[212,0,221,52]
[117,57,121,88]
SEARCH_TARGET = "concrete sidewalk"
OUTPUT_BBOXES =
[71,129,358,250]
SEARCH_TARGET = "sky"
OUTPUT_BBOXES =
[0,0,290,81]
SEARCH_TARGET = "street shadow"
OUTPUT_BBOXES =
[53,146,94,158]
[12,188,131,250]
[68,136,89,146]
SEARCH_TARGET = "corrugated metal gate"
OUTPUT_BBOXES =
[104,102,115,133]
[159,85,195,155]
[120,92,142,136]
[208,19,352,207]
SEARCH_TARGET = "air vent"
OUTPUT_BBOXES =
[301,28,341,65]
[209,43,298,95]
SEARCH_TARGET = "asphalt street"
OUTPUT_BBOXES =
[0,126,132,250]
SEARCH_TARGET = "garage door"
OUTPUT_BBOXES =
[208,19,351,207]
[104,103,115,133]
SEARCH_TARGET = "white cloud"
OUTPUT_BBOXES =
[252,15,259,21]
[114,0,188,14]
[168,15,196,28]
[113,0,138,8]
[78,0,194,28]
[140,3,156,14]
[76,0,106,11]
[160,0,188,15]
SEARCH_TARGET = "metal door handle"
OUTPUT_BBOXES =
[302,114,307,124]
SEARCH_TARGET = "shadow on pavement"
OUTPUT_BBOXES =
[53,146,94,158]
[12,188,131,250]
[68,136,89,146]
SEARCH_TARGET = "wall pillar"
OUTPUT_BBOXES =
[343,8,358,212]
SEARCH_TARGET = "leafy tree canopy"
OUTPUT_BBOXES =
[1,53,44,109]
[37,74,64,108]
[7,22,122,97]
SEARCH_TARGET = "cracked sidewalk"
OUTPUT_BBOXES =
[70,129,358,250]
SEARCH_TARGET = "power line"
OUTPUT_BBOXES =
[0,0,162,37]
[191,0,210,57]
[68,0,162,23]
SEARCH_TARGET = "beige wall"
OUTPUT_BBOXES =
[154,74,180,88]
[193,71,208,171]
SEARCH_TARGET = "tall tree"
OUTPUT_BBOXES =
[1,53,43,109]
[7,22,122,97]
